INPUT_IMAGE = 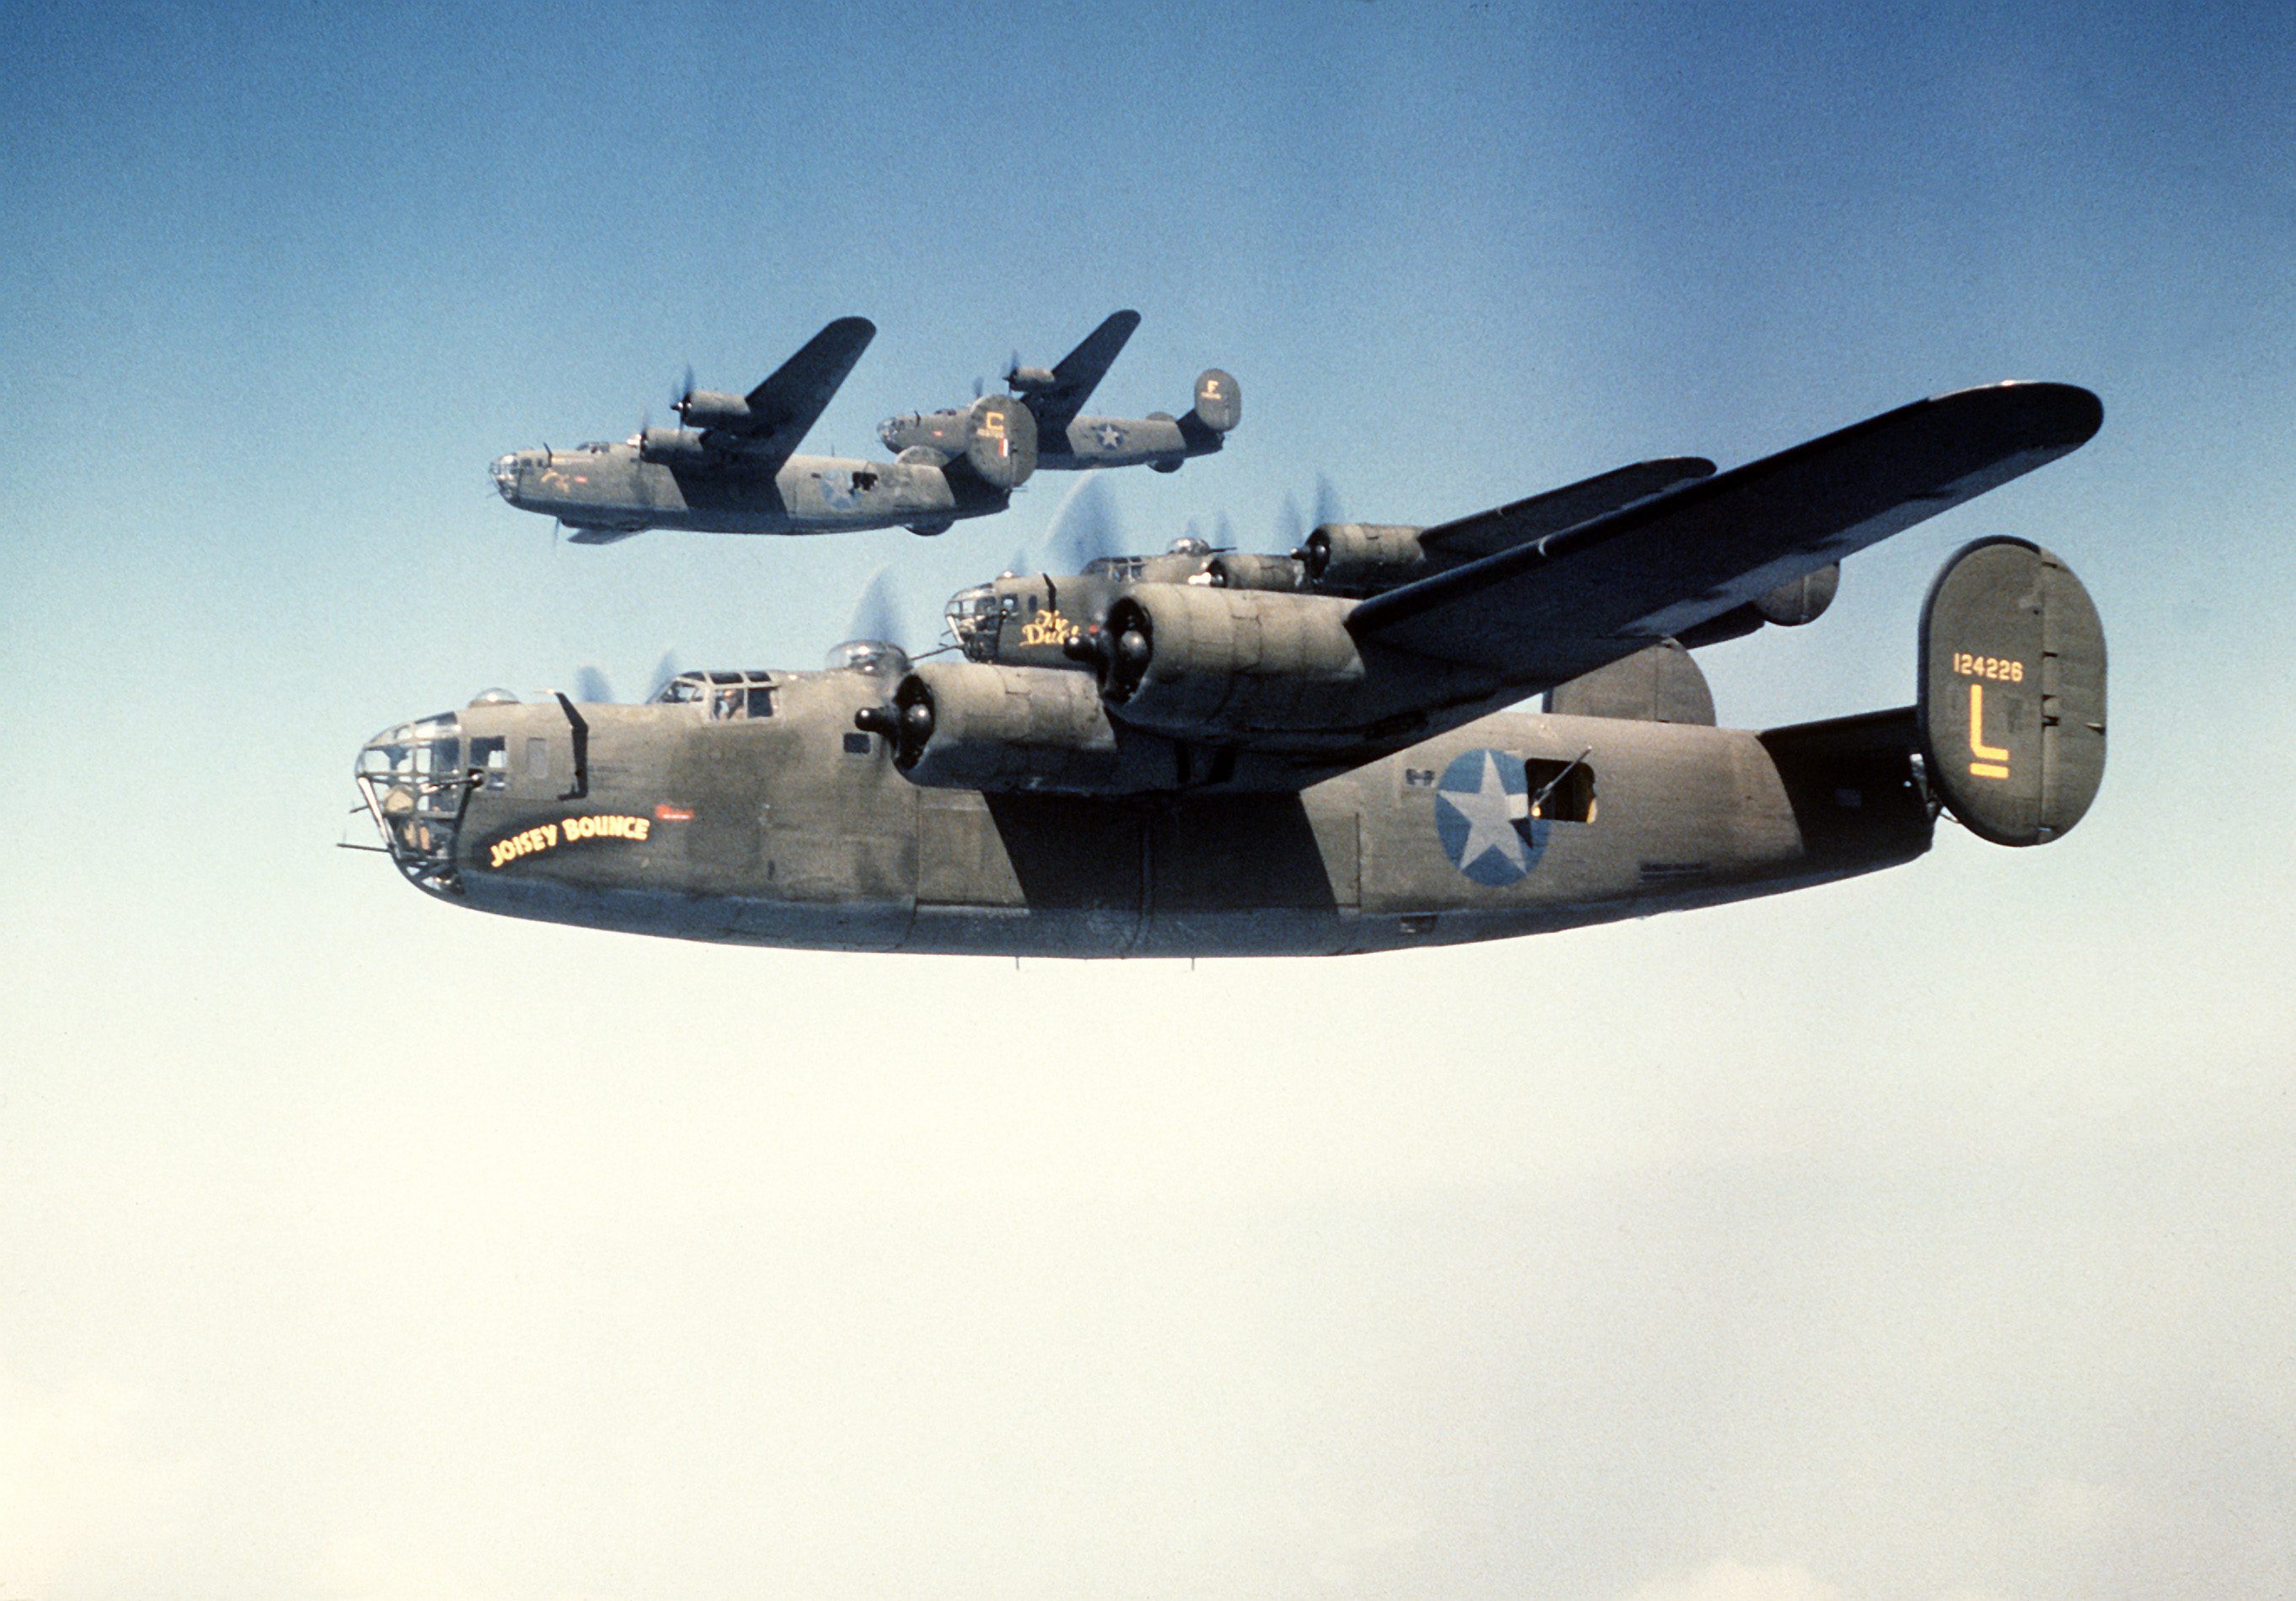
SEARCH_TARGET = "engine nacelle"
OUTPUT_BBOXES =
[1755,563,1840,626]
[1670,564,1845,650]
[675,390,753,431]
[861,661,1120,792]
[1192,368,1241,434]
[1094,586,1372,734]
[959,394,1037,492]
[638,426,709,467]
[1207,553,1309,592]
[1300,522,1427,592]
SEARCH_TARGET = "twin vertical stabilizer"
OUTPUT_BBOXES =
[1917,538,2106,845]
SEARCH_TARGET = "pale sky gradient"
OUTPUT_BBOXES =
[4,3,2294,1598]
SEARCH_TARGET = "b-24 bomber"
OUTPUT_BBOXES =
[369,382,2106,958]
[490,317,1036,543]
[877,311,1239,476]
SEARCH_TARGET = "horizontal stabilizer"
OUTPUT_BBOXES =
[1756,708,1932,869]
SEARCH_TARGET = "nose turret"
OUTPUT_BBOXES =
[490,453,522,502]
[354,710,473,895]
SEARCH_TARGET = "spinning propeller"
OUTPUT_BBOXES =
[843,563,909,650]
[565,650,683,705]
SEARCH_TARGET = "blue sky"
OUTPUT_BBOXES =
[4,3,2294,1598]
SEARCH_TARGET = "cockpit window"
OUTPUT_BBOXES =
[710,683,777,720]
[659,669,779,717]
[471,736,508,790]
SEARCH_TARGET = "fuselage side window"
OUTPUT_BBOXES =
[471,736,508,790]
[1522,757,1597,823]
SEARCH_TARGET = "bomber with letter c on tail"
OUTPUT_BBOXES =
[377,379,2106,956]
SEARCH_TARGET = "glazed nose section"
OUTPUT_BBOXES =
[354,711,471,894]
[876,417,902,452]
[491,453,522,501]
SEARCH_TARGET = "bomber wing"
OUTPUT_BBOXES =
[1416,457,1717,562]
[1351,382,2102,684]
[730,315,878,463]
[1023,310,1143,439]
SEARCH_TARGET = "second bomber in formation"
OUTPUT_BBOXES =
[489,312,1238,543]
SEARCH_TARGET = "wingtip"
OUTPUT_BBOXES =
[2046,382,2105,447]
[1937,380,2104,450]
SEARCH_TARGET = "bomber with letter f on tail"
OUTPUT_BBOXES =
[373,380,2106,957]
[878,311,1240,477]
[490,317,1036,542]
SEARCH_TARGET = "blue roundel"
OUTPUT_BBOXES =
[1434,748,1549,886]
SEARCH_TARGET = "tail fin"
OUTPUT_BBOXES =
[952,394,1038,494]
[1191,367,1240,434]
[1917,538,2106,844]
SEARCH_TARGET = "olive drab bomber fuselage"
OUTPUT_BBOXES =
[387,381,2106,956]
[355,660,1938,957]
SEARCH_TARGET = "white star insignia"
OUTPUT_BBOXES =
[1439,752,1530,872]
